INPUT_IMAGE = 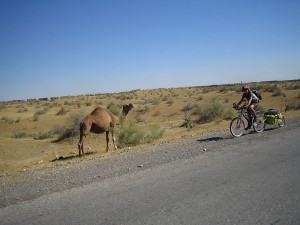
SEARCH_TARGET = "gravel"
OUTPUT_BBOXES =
[1,117,300,208]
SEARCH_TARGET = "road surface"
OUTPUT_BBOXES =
[1,125,300,224]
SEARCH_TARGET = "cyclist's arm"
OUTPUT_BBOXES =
[246,96,253,107]
[237,97,245,105]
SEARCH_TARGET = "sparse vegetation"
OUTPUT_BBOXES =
[13,131,28,139]
[56,107,68,115]
[32,131,54,140]
[0,80,299,173]
[56,110,86,143]
[196,98,225,123]
[107,102,122,116]
[118,122,164,148]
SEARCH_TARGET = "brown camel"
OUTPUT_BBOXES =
[77,104,133,156]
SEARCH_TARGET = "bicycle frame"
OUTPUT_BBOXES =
[237,107,251,125]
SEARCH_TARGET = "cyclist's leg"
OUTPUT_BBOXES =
[248,103,257,121]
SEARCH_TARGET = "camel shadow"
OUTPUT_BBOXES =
[51,151,97,162]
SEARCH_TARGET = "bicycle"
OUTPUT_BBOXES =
[230,103,265,137]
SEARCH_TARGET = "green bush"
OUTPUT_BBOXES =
[1,116,14,124]
[56,107,68,115]
[33,115,39,122]
[34,109,47,116]
[13,131,28,139]
[196,99,225,123]
[56,110,86,142]
[107,102,122,116]
[32,131,53,140]
[118,122,164,148]
[272,88,284,97]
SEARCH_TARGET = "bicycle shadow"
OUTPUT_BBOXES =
[197,136,233,142]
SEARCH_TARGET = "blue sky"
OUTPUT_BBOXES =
[1,0,299,101]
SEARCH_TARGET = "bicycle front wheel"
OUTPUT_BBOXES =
[230,117,245,137]
[253,114,265,133]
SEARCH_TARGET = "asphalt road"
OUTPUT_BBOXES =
[1,126,300,225]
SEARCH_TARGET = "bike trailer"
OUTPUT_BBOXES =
[264,109,283,125]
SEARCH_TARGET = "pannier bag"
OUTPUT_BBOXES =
[264,109,282,125]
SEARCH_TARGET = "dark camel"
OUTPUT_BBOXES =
[77,104,133,156]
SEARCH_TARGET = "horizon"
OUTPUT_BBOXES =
[1,0,300,101]
[1,78,298,102]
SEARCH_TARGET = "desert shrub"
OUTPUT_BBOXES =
[161,96,169,101]
[195,99,225,123]
[50,102,62,108]
[17,108,28,113]
[34,109,47,116]
[135,115,148,123]
[197,95,203,101]
[272,88,284,97]
[136,105,149,114]
[218,86,228,93]
[202,88,210,94]
[285,83,300,90]
[118,122,164,147]
[143,124,164,143]
[13,131,28,139]
[1,116,14,124]
[264,84,280,93]
[152,111,160,117]
[32,131,53,140]
[167,98,174,105]
[181,103,194,112]
[0,103,6,110]
[56,110,86,142]
[33,115,39,121]
[285,100,300,111]
[56,107,68,115]
[107,102,122,116]
[52,125,66,135]
[223,108,236,120]
[118,122,145,147]
[151,98,161,105]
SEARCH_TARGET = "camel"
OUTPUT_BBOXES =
[77,104,134,157]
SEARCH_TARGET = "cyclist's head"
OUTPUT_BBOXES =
[242,85,250,92]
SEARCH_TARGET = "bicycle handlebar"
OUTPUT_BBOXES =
[233,103,248,110]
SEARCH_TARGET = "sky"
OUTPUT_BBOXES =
[0,0,300,101]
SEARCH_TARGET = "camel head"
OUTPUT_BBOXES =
[122,103,134,116]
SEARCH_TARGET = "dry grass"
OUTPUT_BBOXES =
[0,80,299,174]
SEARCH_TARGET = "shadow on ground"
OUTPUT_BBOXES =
[197,136,233,142]
[51,151,97,162]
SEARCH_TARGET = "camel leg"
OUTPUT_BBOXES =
[106,130,109,152]
[78,133,85,157]
[111,128,118,150]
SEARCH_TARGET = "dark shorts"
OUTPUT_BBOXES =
[250,101,259,109]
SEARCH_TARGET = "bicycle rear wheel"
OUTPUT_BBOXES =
[278,115,285,127]
[253,113,265,133]
[230,117,245,137]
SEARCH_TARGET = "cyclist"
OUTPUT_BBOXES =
[236,85,260,129]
